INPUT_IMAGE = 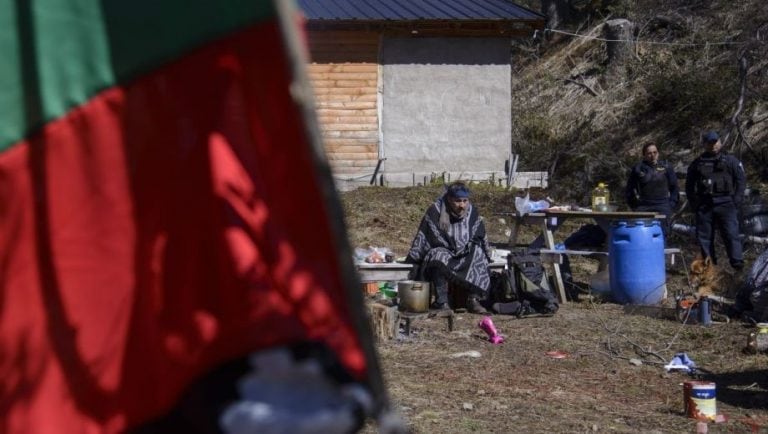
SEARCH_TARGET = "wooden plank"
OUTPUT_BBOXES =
[321,130,378,139]
[314,93,377,102]
[320,123,377,132]
[315,99,377,108]
[327,152,379,161]
[355,260,506,282]
[544,210,662,218]
[311,79,377,88]
[324,144,378,153]
[317,116,378,124]
[330,166,371,174]
[324,124,377,131]
[540,221,568,304]
[312,87,377,96]
[330,160,376,168]
[317,108,378,117]
[307,64,378,73]
[307,72,378,81]
[322,138,378,146]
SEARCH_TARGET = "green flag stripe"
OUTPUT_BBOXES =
[0,0,275,151]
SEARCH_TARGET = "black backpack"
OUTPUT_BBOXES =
[489,248,559,315]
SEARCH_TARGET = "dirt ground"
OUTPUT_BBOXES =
[342,185,768,434]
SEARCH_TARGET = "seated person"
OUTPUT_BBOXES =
[405,181,491,314]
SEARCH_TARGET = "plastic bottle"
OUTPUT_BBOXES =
[698,297,712,326]
[591,182,610,211]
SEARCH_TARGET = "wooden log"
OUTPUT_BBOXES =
[367,303,399,341]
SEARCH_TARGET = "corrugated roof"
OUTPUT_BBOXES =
[297,0,544,22]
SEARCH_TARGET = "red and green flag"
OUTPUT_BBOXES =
[0,1,389,432]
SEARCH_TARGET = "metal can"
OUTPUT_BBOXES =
[746,329,768,354]
[684,381,717,421]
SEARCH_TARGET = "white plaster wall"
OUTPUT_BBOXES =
[380,37,511,185]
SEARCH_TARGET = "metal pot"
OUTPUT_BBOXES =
[397,280,431,313]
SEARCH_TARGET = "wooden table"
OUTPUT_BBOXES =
[508,210,671,303]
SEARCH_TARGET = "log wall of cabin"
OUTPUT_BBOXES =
[307,30,380,177]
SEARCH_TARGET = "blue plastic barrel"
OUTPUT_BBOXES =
[609,219,666,304]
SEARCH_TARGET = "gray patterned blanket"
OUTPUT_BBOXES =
[405,197,492,297]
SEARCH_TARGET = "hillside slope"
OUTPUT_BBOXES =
[510,0,767,203]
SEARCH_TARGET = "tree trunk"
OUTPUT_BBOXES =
[540,0,571,31]
[604,19,635,77]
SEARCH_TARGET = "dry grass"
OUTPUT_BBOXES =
[366,303,768,433]
[509,0,768,201]
[343,186,768,433]
[342,3,768,429]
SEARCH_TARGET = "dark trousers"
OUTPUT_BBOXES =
[429,270,484,305]
[432,273,450,304]
[695,201,744,268]
[635,202,673,236]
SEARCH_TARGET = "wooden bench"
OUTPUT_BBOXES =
[538,247,682,300]
[504,210,670,303]
[539,248,681,266]
[356,259,508,283]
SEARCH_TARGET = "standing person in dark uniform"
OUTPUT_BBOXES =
[625,142,679,233]
[686,131,746,270]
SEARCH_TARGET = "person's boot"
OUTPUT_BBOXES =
[518,300,534,317]
[466,296,489,314]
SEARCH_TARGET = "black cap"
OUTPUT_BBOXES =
[703,131,719,143]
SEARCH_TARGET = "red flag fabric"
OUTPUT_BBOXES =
[0,2,381,432]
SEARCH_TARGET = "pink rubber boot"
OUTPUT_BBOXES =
[478,317,504,344]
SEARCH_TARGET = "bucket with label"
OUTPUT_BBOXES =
[683,381,717,421]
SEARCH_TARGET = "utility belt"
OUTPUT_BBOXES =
[694,194,733,208]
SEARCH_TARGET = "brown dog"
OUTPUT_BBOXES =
[689,256,723,298]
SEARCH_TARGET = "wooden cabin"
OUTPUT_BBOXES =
[298,0,546,189]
